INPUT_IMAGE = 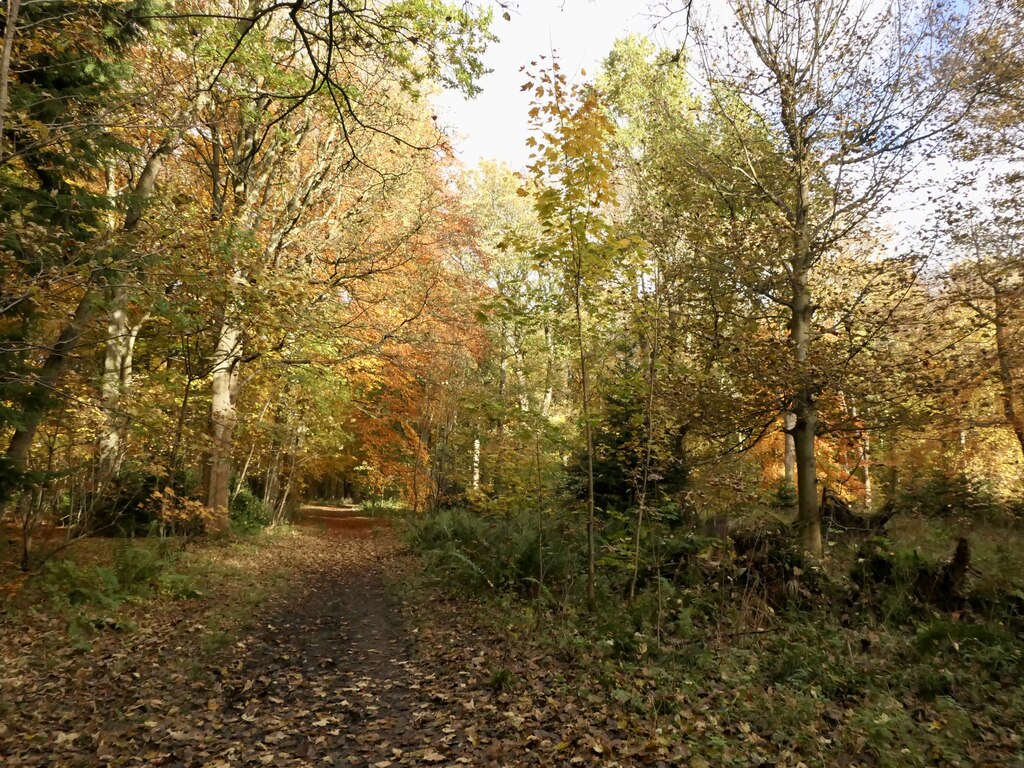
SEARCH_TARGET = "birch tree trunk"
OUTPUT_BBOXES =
[97,134,177,473]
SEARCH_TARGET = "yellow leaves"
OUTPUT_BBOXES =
[152,486,215,528]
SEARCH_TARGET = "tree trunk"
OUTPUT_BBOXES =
[573,273,596,609]
[862,436,873,509]
[263,444,282,512]
[472,437,480,491]
[0,0,22,163]
[859,416,873,509]
[541,324,555,416]
[792,400,821,554]
[205,317,240,531]
[783,412,796,486]
[630,305,660,602]
[784,74,822,554]
[790,265,821,555]
[1,289,98,508]
[98,289,149,475]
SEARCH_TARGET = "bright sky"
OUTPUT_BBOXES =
[435,0,690,171]
[434,0,975,242]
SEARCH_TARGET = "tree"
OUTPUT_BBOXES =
[0,0,158,510]
[944,183,1024,461]
[521,59,625,606]
[685,0,975,554]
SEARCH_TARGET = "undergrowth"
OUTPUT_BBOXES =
[407,506,1024,765]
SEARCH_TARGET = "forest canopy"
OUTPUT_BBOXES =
[0,0,1021,561]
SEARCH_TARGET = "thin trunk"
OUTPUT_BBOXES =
[630,296,660,602]
[498,322,508,426]
[168,373,194,479]
[783,412,797,486]
[472,437,480,491]
[231,398,273,504]
[862,434,873,509]
[541,324,555,416]
[573,270,596,609]
[273,442,298,525]
[263,444,281,511]
[205,317,240,531]
[0,0,22,164]
[508,327,529,412]
[850,405,873,509]
[411,385,431,515]
[19,493,33,571]
[2,289,99,508]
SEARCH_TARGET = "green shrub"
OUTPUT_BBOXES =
[913,618,1023,678]
[113,543,166,587]
[851,538,931,624]
[360,498,406,516]
[895,472,999,520]
[230,484,270,534]
[849,697,925,768]
[772,479,798,509]
[87,469,200,537]
[43,543,177,609]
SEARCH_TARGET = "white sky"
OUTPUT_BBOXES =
[434,0,691,170]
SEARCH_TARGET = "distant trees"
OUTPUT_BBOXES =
[4,0,1024,581]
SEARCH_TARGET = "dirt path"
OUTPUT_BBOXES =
[200,517,454,767]
[3,513,652,767]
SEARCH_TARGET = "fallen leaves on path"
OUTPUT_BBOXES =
[2,524,687,766]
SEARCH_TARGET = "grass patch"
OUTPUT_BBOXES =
[2,529,294,659]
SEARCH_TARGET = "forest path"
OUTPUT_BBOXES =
[3,512,641,767]
[189,512,640,767]
[204,511,466,767]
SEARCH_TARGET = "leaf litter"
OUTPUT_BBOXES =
[1,522,664,766]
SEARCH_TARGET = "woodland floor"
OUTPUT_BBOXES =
[1,512,662,767]
[5,512,1020,767]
